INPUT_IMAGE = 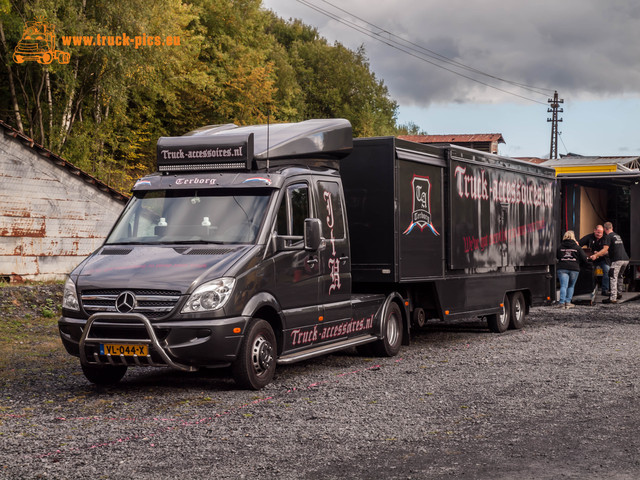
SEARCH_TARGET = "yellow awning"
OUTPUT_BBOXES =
[553,165,618,175]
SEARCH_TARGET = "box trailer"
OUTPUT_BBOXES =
[342,137,556,329]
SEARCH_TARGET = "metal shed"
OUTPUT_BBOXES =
[0,120,128,281]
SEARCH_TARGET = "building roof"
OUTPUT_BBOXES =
[398,133,506,144]
[0,120,128,203]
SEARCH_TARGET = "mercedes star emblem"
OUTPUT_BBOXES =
[115,291,137,313]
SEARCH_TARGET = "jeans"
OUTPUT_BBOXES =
[608,260,629,300]
[558,269,580,304]
[594,258,610,292]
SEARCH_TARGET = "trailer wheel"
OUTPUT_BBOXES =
[509,291,526,330]
[232,319,276,390]
[412,307,426,329]
[487,295,511,333]
[371,301,403,356]
[81,363,127,385]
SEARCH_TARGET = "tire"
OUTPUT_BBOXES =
[371,301,403,357]
[232,319,276,390]
[412,307,426,329]
[487,294,511,333]
[81,363,127,385]
[509,291,526,330]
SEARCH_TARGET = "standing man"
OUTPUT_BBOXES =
[579,224,610,295]
[589,222,629,304]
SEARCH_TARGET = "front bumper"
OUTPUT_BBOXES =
[58,313,249,370]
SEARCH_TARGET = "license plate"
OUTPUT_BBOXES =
[100,343,148,356]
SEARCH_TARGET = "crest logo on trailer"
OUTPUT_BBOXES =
[403,175,439,236]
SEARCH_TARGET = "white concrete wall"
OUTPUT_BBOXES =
[0,132,126,281]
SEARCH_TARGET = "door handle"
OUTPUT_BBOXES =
[306,258,318,266]
[339,256,349,263]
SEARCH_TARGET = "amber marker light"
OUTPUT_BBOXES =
[445,310,450,315]
[500,303,504,308]
[318,316,324,322]
[405,301,409,306]
[233,327,241,334]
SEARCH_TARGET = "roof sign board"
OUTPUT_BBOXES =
[157,133,253,172]
[156,119,353,173]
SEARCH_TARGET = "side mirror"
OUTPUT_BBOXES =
[304,218,322,251]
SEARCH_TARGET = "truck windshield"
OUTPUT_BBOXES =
[106,189,271,245]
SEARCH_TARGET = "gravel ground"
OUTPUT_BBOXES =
[1,286,639,480]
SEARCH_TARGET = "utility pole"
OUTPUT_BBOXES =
[547,91,563,159]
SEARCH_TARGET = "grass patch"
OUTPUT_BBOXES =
[0,283,69,380]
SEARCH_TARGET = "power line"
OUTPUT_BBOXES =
[315,0,555,97]
[296,0,553,105]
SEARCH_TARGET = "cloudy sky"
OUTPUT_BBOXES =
[262,0,640,158]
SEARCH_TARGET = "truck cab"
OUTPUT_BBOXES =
[58,119,403,389]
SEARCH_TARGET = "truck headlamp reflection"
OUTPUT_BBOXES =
[181,277,236,313]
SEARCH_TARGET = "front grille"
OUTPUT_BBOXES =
[81,289,181,318]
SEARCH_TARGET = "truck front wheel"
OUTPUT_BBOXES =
[487,295,511,333]
[232,319,276,390]
[371,301,403,356]
[81,363,127,385]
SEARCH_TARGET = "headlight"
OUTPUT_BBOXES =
[181,278,235,313]
[62,277,80,311]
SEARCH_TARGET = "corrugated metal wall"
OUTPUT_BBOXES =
[0,128,127,281]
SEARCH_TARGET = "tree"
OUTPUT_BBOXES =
[396,121,427,136]
[0,0,405,192]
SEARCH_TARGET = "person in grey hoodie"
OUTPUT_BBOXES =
[593,222,630,304]
[557,230,588,308]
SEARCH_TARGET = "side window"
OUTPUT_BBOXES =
[276,197,288,235]
[276,183,309,243]
[318,181,345,239]
[290,186,309,237]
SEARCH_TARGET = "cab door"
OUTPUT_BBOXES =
[271,181,321,346]
[315,179,352,329]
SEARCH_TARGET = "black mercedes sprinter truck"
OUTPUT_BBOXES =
[59,119,556,389]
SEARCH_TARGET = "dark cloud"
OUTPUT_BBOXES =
[264,0,640,107]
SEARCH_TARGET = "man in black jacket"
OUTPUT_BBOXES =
[590,222,629,304]
[579,224,610,295]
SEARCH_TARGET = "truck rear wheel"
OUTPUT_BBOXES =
[508,291,526,330]
[487,295,511,333]
[232,319,276,390]
[81,363,127,385]
[371,301,403,356]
